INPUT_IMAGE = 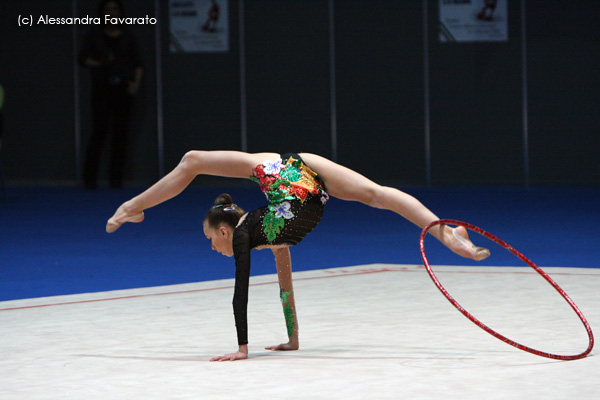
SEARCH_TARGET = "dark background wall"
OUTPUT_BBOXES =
[161,0,241,173]
[0,0,598,186]
[526,0,600,184]
[429,0,523,184]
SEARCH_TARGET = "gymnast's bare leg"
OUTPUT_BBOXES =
[106,151,275,232]
[299,153,489,260]
[107,150,489,261]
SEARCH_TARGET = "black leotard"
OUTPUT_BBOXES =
[231,153,329,345]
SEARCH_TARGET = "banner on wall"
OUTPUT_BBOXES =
[439,0,508,42]
[169,0,229,52]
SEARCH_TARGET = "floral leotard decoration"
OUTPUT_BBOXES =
[250,156,328,243]
[232,154,328,346]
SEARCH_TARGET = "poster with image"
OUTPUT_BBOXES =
[169,0,229,52]
[439,0,508,42]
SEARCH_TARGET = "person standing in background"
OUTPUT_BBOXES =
[0,84,4,137]
[79,0,143,189]
[0,83,6,200]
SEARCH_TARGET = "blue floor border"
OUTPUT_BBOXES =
[1,185,598,301]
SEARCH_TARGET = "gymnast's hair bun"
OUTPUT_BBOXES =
[214,193,234,206]
[205,193,245,229]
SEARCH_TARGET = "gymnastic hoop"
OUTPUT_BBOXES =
[420,219,594,360]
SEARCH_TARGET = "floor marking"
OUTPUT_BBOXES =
[1,266,597,312]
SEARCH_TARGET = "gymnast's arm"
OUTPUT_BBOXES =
[211,226,252,362]
[265,247,300,351]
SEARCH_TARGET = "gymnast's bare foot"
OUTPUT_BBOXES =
[106,202,144,233]
[446,226,490,261]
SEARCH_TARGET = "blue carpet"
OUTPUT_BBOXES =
[1,185,598,301]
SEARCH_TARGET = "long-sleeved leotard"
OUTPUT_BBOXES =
[231,153,329,345]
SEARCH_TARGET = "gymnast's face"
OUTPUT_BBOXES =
[203,221,234,257]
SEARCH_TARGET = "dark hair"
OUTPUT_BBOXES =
[98,0,124,16]
[204,193,245,229]
[98,0,124,26]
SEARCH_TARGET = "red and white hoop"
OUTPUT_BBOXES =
[420,219,594,360]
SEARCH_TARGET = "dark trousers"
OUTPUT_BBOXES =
[83,82,133,188]
[0,111,5,200]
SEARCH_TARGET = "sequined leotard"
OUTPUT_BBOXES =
[231,153,329,345]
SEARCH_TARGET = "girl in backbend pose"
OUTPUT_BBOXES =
[106,151,490,361]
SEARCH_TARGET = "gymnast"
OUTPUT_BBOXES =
[106,151,490,361]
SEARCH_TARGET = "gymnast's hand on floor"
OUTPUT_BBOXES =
[106,201,145,233]
[210,350,248,362]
